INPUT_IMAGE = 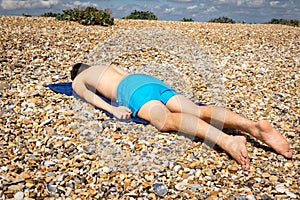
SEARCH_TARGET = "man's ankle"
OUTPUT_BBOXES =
[217,134,231,151]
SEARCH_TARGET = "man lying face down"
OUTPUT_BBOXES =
[71,63,293,170]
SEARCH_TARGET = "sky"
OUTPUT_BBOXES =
[0,0,299,23]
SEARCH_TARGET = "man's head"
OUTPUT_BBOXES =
[71,63,91,80]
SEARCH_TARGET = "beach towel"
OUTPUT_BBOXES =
[46,82,206,125]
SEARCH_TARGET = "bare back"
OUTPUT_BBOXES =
[73,64,128,102]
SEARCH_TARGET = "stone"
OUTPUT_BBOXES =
[102,166,111,173]
[189,161,201,168]
[0,16,299,200]
[173,165,181,173]
[14,191,24,200]
[269,175,278,183]
[148,193,156,200]
[275,183,286,193]
[262,172,270,178]
[175,181,187,191]
[152,183,167,196]
[228,165,239,172]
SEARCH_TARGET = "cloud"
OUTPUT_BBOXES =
[269,1,289,8]
[116,6,126,11]
[64,1,98,9]
[168,0,195,3]
[205,6,218,13]
[154,5,161,10]
[1,0,59,10]
[198,3,205,8]
[270,1,280,7]
[163,7,176,14]
[213,0,265,7]
[245,0,264,7]
[187,5,198,10]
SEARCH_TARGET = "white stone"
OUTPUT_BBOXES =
[173,165,181,173]
[14,191,24,200]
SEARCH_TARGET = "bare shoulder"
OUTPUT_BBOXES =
[72,73,84,92]
[77,64,107,79]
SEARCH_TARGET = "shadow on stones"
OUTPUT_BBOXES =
[177,128,280,156]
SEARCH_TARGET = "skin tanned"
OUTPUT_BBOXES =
[71,63,293,170]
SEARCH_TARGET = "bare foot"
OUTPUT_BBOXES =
[225,136,249,170]
[254,120,292,158]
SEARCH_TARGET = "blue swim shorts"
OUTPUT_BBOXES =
[117,74,178,117]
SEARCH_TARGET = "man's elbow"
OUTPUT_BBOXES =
[72,81,85,97]
[82,90,95,104]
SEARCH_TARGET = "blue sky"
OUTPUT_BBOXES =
[0,0,299,23]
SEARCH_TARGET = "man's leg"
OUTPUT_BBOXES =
[166,95,292,158]
[137,100,250,169]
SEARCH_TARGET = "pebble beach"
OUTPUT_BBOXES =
[0,16,299,199]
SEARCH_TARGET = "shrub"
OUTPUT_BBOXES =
[208,16,236,23]
[181,17,194,22]
[122,10,158,20]
[55,7,114,26]
[40,12,59,17]
[266,18,299,27]
[22,13,32,17]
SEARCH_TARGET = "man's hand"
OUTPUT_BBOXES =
[112,106,132,120]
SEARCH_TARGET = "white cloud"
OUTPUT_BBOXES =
[187,5,197,10]
[215,0,238,5]
[168,0,195,2]
[198,3,205,8]
[205,6,218,13]
[142,3,148,10]
[1,0,59,10]
[163,7,175,14]
[236,0,243,6]
[116,6,126,11]
[246,0,264,7]
[269,1,288,8]
[64,1,98,9]
[270,1,280,7]
[214,0,265,7]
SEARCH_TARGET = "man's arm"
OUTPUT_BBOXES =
[72,80,113,113]
[72,80,131,119]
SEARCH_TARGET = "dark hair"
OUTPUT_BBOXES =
[71,63,91,80]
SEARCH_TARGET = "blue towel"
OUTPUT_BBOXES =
[46,82,206,125]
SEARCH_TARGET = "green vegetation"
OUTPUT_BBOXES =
[208,16,236,23]
[207,16,299,26]
[36,10,300,27]
[22,13,32,17]
[40,12,59,17]
[54,7,114,26]
[181,17,194,22]
[266,18,299,27]
[122,10,158,20]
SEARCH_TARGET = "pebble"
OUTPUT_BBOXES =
[262,172,270,178]
[190,184,201,191]
[14,191,24,200]
[102,166,111,173]
[148,193,156,200]
[152,183,168,196]
[228,165,239,172]
[189,161,201,168]
[269,175,278,183]
[173,165,182,173]
[275,183,286,193]
[0,16,299,199]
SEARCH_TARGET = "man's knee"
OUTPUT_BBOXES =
[198,105,213,120]
[138,100,177,131]
[154,113,176,132]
